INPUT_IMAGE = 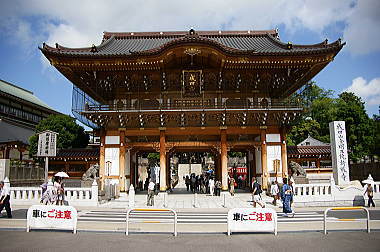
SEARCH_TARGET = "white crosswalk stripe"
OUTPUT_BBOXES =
[77,210,332,223]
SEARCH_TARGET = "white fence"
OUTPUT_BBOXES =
[293,175,380,207]
[5,178,100,207]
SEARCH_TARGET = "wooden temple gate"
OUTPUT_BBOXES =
[41,29,344,192]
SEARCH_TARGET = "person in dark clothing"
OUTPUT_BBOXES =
[185,176,190,191]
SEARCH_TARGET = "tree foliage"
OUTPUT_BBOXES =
[335,92,374,161]
[29,114,89,157]
[286,119,321,146]
[287,83,377,161]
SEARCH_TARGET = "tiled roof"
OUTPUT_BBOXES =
[41,29,344,57]
[51,148,99,160]
[298,135,329,146]
[0,79,55,111]
[287,146,331,156]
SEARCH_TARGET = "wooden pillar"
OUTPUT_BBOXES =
[280,130,288,178]
[119,130,126,191]
[99,132,106,190]
[5,147,10,159]
[166,153,171,189]
[159,130,167,191]
[130,151,136,188]
[221,129,228,191]
[261,129,268,190]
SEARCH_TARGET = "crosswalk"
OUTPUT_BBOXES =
[77,210,333,224]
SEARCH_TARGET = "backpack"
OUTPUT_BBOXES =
[253,182,262,195]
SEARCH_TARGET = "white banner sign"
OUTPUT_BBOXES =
[27,205,77,233]
[37,130,58,157]
[329,121,350,185]
[228,208,277,235]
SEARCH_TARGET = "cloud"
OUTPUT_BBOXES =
[0,0,378,56]
[343,0,380,55]
[344,77,380,114]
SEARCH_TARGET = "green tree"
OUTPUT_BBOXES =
[310,97,337,142]
[287,82,334,145]
[335,92,374,161]
[372,110,380,157]
[286,119,321,146]
[147,152,160,165]
[29,114,89,157]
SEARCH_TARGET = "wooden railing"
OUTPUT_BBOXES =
[83,100,302,112]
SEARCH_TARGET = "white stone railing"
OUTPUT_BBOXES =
[294,183,332,196]
[374,182,380,193]
[293,175,380,206]
[4,177,99,207]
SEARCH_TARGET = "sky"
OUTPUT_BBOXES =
[0,0,379,122]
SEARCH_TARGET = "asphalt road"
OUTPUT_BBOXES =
[0,230,379,252]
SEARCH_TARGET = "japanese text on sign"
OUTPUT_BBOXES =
[228,208,277,235]
[37,130,57,157]
[329,121,350,184]
[27,205,77,233]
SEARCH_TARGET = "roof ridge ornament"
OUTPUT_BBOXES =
[287,42,293,50]
[91,44,97,53]
[189,28,196,36]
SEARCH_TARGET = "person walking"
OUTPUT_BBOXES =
[364,183,375,207]
[0,181,12,218]
[215,180,222,196]
[147,179,155,206]
[209,177,215,196]
[55,178,64,206]
[229,177,235,196]
[185,175,190,192]
[282,178,294,217]
[251,177,265,208]
[270,181,280,206]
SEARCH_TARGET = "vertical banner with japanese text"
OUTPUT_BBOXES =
[37,130,58,157]
[329,121,350,185]
[228,208,277,235]
[27,205,77,233]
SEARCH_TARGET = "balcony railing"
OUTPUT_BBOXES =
[82,101,302,113]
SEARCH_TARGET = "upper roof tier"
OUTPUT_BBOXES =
[41,29,344,57]
[0,79,56,112]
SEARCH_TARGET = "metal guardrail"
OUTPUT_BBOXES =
[126,208,177,236]
[323,207,370,234]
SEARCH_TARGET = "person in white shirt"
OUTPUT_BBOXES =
[209,177,215,196]
[270,180,280,206]
[147,179,156,206]
[0,181,12,218]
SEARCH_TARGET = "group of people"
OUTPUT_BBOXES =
[184,174,222,196]
[251,177,295,217]
[40,177,65,205]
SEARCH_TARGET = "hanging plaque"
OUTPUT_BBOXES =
[182,70,202,97]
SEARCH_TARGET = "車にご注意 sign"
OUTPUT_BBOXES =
[26,205,77,233]
[227,208,277,235]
